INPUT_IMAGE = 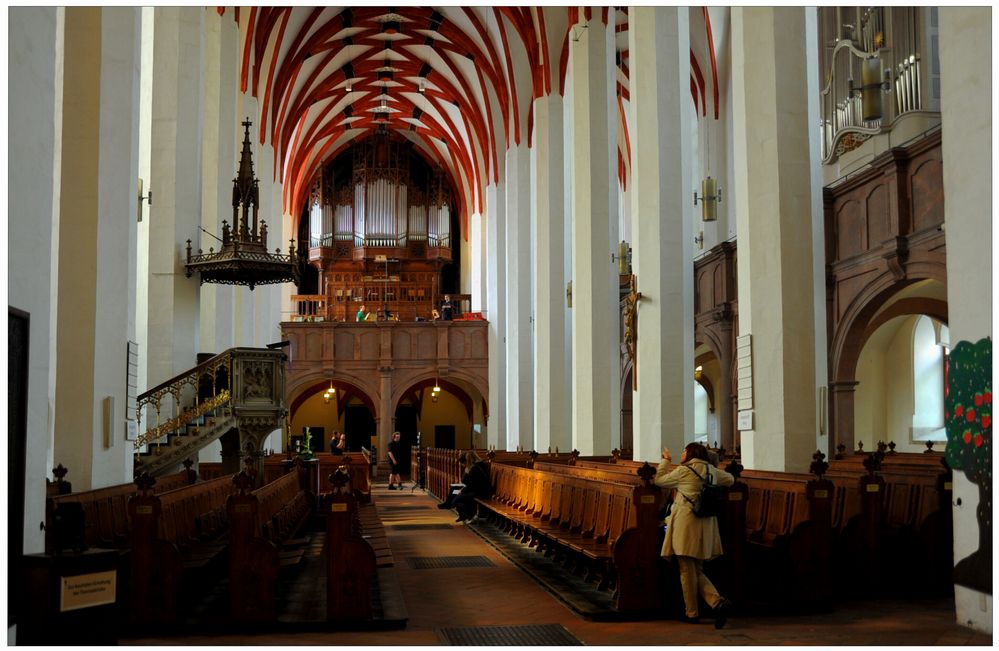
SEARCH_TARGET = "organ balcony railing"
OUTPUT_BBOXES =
[819,6,940,164]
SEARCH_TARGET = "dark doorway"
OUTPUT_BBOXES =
[394,404,418,472]
[435,424,456,450]
[9,308,29,628]
[345,405,376,452]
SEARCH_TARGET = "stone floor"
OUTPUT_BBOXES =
[122,482,992,647]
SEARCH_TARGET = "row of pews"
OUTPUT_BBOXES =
[39,455,387,634]
[423,447,953,618]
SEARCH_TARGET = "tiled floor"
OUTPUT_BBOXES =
[123,484,992,646]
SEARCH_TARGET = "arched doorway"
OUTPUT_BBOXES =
[395,376,483,451]
[289,380,378,454]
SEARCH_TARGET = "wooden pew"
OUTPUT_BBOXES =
[825,451,952,595]
[323,468,377,621]
[475,461,663,616]
[733,464,834,610]
[227,466,313,624]
[127,473,238,627]
[46,464,197,553]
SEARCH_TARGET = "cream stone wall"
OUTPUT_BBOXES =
[939,6,992,634]
[9,5,62,554]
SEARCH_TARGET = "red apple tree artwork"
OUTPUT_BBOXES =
[945,337,991,594]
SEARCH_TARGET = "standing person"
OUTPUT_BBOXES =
[655,442,735,628]
[453,450,492,523]
[441,295,453,321]
[387,432,403,490]
[331,431,345,455]
[356,304,367,322]
[336,431,347,454]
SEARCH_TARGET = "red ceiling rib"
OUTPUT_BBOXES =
[703,7,720,120]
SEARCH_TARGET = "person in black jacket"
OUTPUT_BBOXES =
[453,450,492,523]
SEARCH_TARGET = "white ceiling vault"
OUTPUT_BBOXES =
[227,6,722,237]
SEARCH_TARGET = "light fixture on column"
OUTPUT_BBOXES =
[694,365,703,382]
[694,231,704,250]
[694,176,722,222]
[850,55,891,122]
[611,240,632,275]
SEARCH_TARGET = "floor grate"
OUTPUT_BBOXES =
[378,505,435,511]
[387,523,454,530]
[406,555,495,570]
[437,623,583,646]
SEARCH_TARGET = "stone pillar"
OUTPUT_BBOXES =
[532,92,571,454]
[9,5,62,554]
[199,10,239,356]
[470,212,485,312]
[377,370,394,470]
[53,7,141,489]
[628,7,695,462]
[938,7,992,634]
[146,6,204,387]
[505,145,534,451]
[568,9,620,455]
[731,7,817,472]
[485,184,507,448]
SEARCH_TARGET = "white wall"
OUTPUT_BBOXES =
[9,5,62,557]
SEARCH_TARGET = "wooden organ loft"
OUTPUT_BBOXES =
[297,131,465,323]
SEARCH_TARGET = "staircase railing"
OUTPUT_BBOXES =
[134,349,234,456]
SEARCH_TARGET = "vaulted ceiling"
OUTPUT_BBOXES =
[228,6,724,237]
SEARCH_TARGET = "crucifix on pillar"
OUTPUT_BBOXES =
[623,274,644,390]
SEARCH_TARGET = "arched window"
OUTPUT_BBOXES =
[911,315,947,440]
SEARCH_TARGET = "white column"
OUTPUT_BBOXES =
[470,211,484,312]
[939,7,992,635]
[628,7,694,462]
[532,93,571,454]
[9,5,62,554]
[568,10,620,456]
[505,145,534,450]
[51,8,142,489]
[147,6,204,385]
[731,7,817,472]
[485,183,507,449]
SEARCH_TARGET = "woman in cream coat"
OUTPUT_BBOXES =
[655,442,734,627]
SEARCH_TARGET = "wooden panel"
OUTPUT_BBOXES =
[334,331,354,361]
[417,330,435,359]
[359,332,379,359]
[471,328,487,360]
[866,184,890,246]
[696,268,712,313]
[836,199,864,259]
[306,332,322,360]
[393,331,412,360]
[910,158,944,232]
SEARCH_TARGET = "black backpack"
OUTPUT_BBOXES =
[682,464,726,518]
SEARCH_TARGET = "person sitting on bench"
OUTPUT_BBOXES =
[452,451,492,523]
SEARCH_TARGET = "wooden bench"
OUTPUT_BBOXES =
[227,466,314,624]
[825,451,952,594]
[127,473,238,627]
[46,464,197,552]
[323,468,378,621]
[475,461,662,615]
[730,465,834,609]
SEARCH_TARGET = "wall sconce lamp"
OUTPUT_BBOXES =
[137,178,152,222]
[694,176,722,222]
[323,381,336,404]
[694,365,703,382]
[566,280,573,308]
[611,240,632,275]
[694,231,704,250]
[850,55,891,122]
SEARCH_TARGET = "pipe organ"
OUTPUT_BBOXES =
[305,132,456,322]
